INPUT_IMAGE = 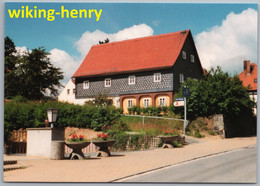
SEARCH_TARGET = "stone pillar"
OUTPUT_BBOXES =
[50,140,64,160]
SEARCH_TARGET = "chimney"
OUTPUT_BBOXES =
[244,60,250,75]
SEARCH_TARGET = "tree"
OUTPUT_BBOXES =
[4,37,64,100]
[4,37,19,98]
[178,66,255,119]
[177,67,256,137]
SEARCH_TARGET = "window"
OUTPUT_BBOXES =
[143,98,150,108]
[182,51,186,60]
[67,89,70,95]
[154,73,161,82]
[127,99,134,108]
[190,55,195,62]
[83,81,89,89]
[179,74,184,83]
[128,76,135,85]
[105,78,111,87]
[159,97,166,107]
[254,78,257,83]
[73,89,76,94]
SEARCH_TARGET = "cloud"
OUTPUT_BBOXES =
[15,46,31,56]
[75,23,154,56]
[195,8,257,74]
[16,24,154,88]
[48,48,81,85]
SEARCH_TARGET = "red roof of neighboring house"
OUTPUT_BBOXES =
[238,63,257,91]
[72,30,190,78]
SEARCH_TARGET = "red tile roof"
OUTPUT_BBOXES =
[72,30,190,78]
[238,63,257,91]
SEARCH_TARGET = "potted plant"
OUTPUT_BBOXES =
[92,133,115,157]
[158,130,178,149]
[65,134,90,160]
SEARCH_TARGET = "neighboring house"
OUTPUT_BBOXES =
[58,79,92,105]
[238,60,257,114]
[72,29,204,113]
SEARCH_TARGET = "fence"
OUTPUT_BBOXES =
[8,130,27,154]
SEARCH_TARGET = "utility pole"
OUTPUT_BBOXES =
[183,86,190,136]
[184,97,187,136]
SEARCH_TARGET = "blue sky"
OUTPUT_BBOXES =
[5,3,258,85]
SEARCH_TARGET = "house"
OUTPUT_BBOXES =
[238,60,257,114]
[72,29,204,113]
[58,79,94,105]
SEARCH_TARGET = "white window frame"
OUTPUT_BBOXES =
[154,73,161,82]
[179,74,184,83]
[182,51,186,60]
[143,98,150,108]
[104,78,111,87]
[190,55,195,62]
[127,99,134,108]
[83,80,89,89]
[128,76,135,85]
[159,97,166,107]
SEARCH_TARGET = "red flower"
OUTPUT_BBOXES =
[79,135,84,139]
[170,130,173,133]
[97,134,101,138]
[164,130,168,134]
[71,134,78,139]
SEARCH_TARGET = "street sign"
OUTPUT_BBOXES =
[183,87,190,97]
[174,101,184,107]
[175,97,184,101]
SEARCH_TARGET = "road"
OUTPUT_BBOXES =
[121,146,256,183]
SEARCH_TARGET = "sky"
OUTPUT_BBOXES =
[5,3,258,86]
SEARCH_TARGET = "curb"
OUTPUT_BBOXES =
[110,145,256,182]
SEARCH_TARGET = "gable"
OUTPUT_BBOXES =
[72,30,191,78]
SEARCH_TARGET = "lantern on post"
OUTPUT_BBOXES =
[47,108,59,128]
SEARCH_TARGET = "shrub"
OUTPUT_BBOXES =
[173,140,183,147]
[4,100,121,140]
[194,131,205,138]
[112,132,129,151]
[208,130,217,135]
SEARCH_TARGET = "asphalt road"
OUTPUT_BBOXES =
[122,146,257,183]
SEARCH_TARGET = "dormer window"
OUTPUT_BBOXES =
[154,73,161,82]
[190,55,195,62]
[105,78,111,87]
[182,51,186,60]
[129,76,135,85]
[83,81,89,89]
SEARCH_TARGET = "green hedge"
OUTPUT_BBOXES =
[4,100,121,142]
